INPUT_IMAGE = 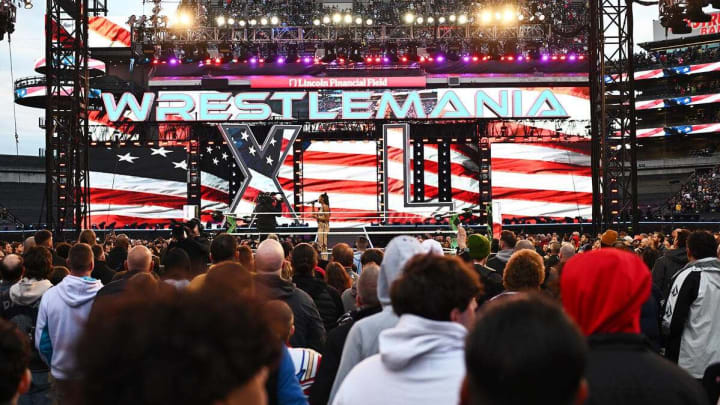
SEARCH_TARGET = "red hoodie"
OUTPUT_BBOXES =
[561,248,651,336]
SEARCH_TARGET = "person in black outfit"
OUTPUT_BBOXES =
[291,243,344,333]
[309,263,381,405]
[95,246,154,299]
[562,249,708,405]
[33,230,65,267]
[652,229,690,303]
[90,245,115,285]
[106,235,130,271]
[486,230,516,276]
[254,239,326,352]
[209,233,238,264]
[167,220,210,276]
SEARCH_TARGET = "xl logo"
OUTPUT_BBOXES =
[218,124,302,220]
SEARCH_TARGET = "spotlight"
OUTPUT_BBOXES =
[366,18,373,25]
[436,55,445,62]
[332,13,341,23]
[458,14,467,24]
[404,12,415,24]
[462,55,470,62]
[449,14,456,22]
[481,11,492,24]
[218,15,227,26]
[249,57,257,64]
[238,19,246,26]
[427,16,434,24]
[568,54,577,61]
[323,15,331,24]
[541,54,549,61]
[270,16,279,25]
[178,12,192,26]
[343,14,352,24]
[439,16,446,24]
[416,16,424,24]
[495,11,502,20]
[313,18,321,25]
[260,17,268,25]
[249,18,257,26]
[366,57,373,63]
[355,17,362,25]
[169,58,178,65]
[538,14,545,21]
[517,13,524,21]
[401,56,408,62]
[277,56,285,64]
[503,9,515,22]
[227,17,235,25]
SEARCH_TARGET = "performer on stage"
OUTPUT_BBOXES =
[313,193,330,258]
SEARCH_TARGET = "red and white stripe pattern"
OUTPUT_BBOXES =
[491,142,592,220]
[89,16,131,48]
[636,93,720,110]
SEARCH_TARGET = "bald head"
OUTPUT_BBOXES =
[23,237,36,253]
[0,254,24,282]
[559,243,576,263]
[357,263,380,308]
[514,240,535,252]
[126,245,153,273]
[255,239,285,274]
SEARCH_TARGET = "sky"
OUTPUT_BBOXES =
[0,2,662,156]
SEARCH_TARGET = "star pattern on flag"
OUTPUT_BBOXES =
[150,147,172,157]
[117,152,139,163]
[249,146,256,156]
[173,160,188,170]
[266,156,273,165]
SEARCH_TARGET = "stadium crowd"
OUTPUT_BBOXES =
[634,45,720,69]
[0,223,720,405]
[667,164,720,214]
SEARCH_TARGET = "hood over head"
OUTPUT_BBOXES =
[56,275,103,308]
[421,239,444,256]
[665,247,688,264]
[561,249,650,336]
[379,314,466,371]
[9,278,53,306]
[378,236,424,306]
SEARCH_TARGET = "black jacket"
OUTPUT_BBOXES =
[585,333,708,405]
[652,248,688,302]
[308,305,382,405]
[51,252,66,267]
[91,261,116,285]
[167,237,210,274]
[255,274,326,352]
[106,246,128,271]
[293,274,344,333]
[473,264,504,305]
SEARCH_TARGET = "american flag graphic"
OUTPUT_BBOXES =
[88,146,189,226]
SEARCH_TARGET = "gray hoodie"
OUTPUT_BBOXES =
[10,278,53,306]
[329,236,424,403]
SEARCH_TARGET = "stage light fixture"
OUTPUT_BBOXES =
[404,12,415,24]
[332,13,341,23]
[458,14,467,24]
[313,18,320,25]
[538,14,545,21]
[216,16,226,26]
[449,14,456,22]
[260,17,268,25]
[227,17,235,25]
[238,19,246,26]
[323,15,331,24]
[686,2,712,22]
[503,9,515,22]
[343,14,352,24]
[481,10,492,24]
[355,16,362,25]
[366,18,373,25]
[439,16,446,23]
[270,16,279,25]
[427,16,434,24]
[249,18,257,26]
[178,11,192,26]
[416,16,424,24]
[517,13,523,21]
[277,56,285,64]
[495,11,502,20]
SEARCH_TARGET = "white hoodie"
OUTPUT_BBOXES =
[332,314,467,405]
[35,275,103,380]
[10,278,53,306]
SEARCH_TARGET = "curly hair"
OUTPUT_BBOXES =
[390,254,481,321]
[503,249,545,291]
[291,243,317,276]
[23,246,52,280]
[0,319,30,402]
[77,290,281,405]
[325,262,352,293]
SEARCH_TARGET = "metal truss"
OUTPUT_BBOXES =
[589,0,639,233]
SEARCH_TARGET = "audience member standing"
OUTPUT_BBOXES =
[35,243,102,405]
[32,231,64,267]
[291,243,344,333]
[486,231,516,275]
[652,229,690,302]
[464,294,589,405]
[664,230,720,379]
[332,254,480,405]
[309,264,382,405]
[95,246,153,298]
[106,234,129,271]
[0,319,32,405]
[465,234,504,304]
[563,248,708,405]
[0,255,23,301]
[209,233,238,264]
[2,247,53,405]
[329,236,424,403]
[255,239,326,351]
[89,245,115,285]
